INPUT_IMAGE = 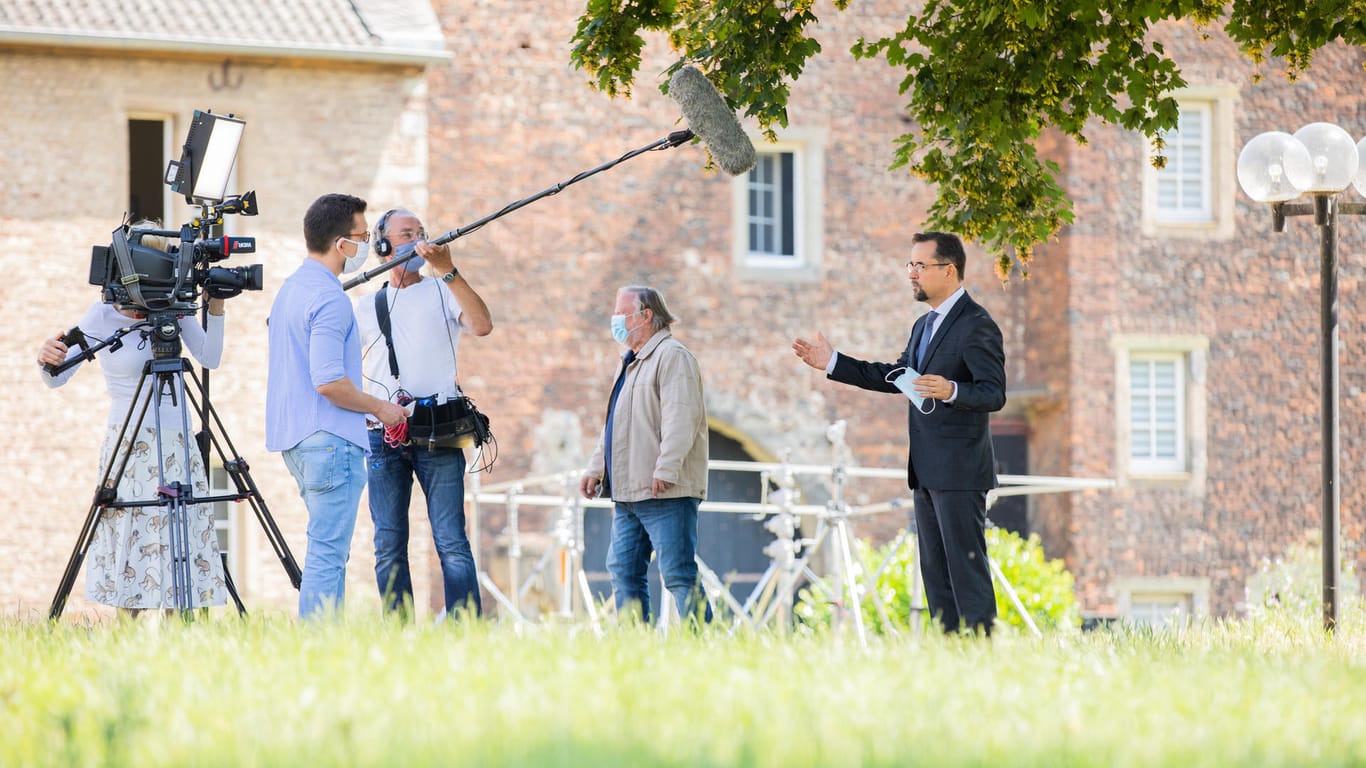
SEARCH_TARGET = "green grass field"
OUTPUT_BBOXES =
[3,611,1365,767]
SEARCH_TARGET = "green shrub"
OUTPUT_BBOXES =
[795,527,1080,634]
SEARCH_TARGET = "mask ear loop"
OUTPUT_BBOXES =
[884,367,936,415]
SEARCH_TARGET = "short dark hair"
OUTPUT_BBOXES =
[912,231,966,279]
[304,193,367,254]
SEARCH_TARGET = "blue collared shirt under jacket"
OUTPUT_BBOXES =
[265,257,368,454]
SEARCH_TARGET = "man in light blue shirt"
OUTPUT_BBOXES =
[266,193,406,619]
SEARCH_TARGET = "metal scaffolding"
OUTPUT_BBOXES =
[465,421,1114,643]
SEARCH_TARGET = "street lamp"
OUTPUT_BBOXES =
[1237,122,1366,632]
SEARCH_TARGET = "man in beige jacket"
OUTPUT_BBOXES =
[580,285,710,625]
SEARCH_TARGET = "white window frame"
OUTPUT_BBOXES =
[1140,85,1237,240]
[1128,352,1186,474]
[1155,104,1212,222]
[732,127,825,282]
[746,151,799,267]
[1115,577,1210,628]
[1111,334,1208,491]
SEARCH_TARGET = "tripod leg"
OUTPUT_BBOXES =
[160,368,205,615]
[478,571,530,625]
[575,568,605,638]
[48,495,111,621]
[749,565,783,629]
[224,461,302,588]
[221,552,246,614]
[50,367,160,620]
[989,556,1042,637]
[741,562,778,618]
[833,517,869,648]
[847,527,902,638]
[185,369,302,588]
[694,555,752,630]
[516,541,559,605]
[760,524,832,628]
[165,487,193,613]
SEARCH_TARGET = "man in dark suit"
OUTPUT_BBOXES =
[793,231,1006,635]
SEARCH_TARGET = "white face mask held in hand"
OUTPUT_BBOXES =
[885,367,936,414]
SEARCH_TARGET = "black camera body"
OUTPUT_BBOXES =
[88,214,263,313]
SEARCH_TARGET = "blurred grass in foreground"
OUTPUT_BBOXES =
[2,611,1365,767]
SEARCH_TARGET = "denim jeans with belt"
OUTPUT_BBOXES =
[283,430,366,619]
[606,496,711,625]
[367,431,481,618]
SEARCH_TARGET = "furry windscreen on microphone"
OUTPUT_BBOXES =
[669,65,757,176]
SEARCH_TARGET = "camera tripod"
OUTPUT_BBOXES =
[47,316,300,619]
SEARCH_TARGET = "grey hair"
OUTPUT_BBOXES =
[620,285,676,333]
[374,208,418,244]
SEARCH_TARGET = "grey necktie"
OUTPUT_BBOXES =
[915,311,937,368]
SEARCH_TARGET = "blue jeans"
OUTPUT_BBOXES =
[283,431,366,619]
[606,496,711,625]
[367,431,481,618]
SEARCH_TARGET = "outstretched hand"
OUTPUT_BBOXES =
[792,331,834,371]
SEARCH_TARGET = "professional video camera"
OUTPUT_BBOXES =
[89,214,262,312]
[87,110,263,314]
[46,110,304,621]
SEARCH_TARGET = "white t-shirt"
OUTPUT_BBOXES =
[42,302,225,424]
[354,276,464,403]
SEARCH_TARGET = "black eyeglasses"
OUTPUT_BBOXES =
[906,261,951,274]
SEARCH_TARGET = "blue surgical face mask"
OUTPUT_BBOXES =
[610,314,631,345]
[391,241,425,274]
[886,367,935,414]
[610,309,643,345]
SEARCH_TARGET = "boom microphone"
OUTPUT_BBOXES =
[668,64,757,176]
[344,68,757,290]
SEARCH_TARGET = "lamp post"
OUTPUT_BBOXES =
[1237,122,1366,632]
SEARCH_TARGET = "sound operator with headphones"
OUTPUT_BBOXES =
[353,208,493,621]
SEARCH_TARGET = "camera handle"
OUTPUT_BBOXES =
[42,323,137,378]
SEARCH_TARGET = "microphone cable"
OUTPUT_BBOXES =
[383,392,414,448]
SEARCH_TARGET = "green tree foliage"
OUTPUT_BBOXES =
[569,1,1366,276]
[794,526,1080,635]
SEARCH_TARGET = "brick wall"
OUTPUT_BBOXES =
[0,47,433,618]
[425,0,998,554]
[10,6,1358,622]
[1029,23,1366,615]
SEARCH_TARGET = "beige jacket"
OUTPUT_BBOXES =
[585,329,708,502]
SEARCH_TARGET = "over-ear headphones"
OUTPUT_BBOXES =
[374,208,397,258]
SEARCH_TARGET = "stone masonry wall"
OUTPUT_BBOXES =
[0,47,432,618]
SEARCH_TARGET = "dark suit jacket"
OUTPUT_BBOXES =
[829,290,1006,491]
